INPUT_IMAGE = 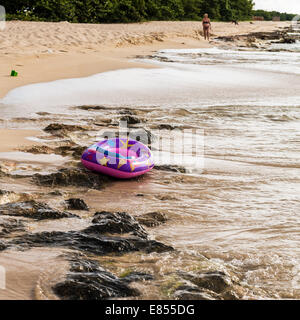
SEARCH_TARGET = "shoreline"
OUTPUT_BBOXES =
[0,37,210,99]
[0,21,290,154]
[0,20,290,99]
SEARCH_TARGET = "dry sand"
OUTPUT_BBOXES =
[0,20,290,152]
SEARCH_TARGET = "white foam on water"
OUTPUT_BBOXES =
[1,64,299,115]
[0,46,299,117]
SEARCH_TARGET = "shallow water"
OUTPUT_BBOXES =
[0,42,300,299]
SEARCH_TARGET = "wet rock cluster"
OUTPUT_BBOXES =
[137,211,168,227]
[33,167,114,190]
[216,28,298,47]
[0,200,77,220]
[173,271,241,300]
[44,123,87,135]
[66,198,89,211]
[7,211,173,256]
[0,217,25,237]
[53,258,150,300]
[155,165,187,174]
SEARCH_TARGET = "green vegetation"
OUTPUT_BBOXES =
[2,0,255,23]
[2,1,296,23]
[252,10,297,21]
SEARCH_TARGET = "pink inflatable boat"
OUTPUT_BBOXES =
[81,138,154,179]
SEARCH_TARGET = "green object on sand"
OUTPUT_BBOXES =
[10,70,18,77]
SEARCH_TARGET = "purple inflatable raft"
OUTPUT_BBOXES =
[81,138,154,179]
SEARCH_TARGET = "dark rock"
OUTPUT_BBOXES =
[36,112,51,116]
[21,145,54,155]
[122,271,154,283]
[156,195,177,201]
[174,289,221,300]
[78,105,107,111]
[44,123,86,133]
[0,218,26,236]
[71,146,87,159]
[119,115,141,125]
[53,259,138,300]
[0,166,8,177]
[216,30,285,43]
[69,259,105,273]
[10,227,173,256]
[0,240,6,251]
[155,165,186,173]
[157,124,177,130]
[8,211,172,255]
[54,145,86,158]
[66,199,89,211]
[90,211,148,239]
[280,37,296,44]
[21,144,86,160]
[119,109,137,116]
[178,271,232,294]
[0,190,11,196]
[33,167,113,190]
[130,128,156,146]
[137,212,168,227]
[49,190,64,196]
[221,289,240,300]
[136,193,144,197]
[0,201,77,220]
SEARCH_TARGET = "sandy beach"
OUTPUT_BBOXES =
[1,20,299,300]
[0,20,290,150]
[0,20,290,98]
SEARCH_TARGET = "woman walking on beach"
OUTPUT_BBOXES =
[202,13,211,41]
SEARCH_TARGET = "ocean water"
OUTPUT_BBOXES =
[0,42,300,299]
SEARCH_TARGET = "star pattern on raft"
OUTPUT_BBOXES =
[130,161,138,172]
[146,159,153,168]
[119,139,135,150]
[117,159,127,169]
[99,157,110,167]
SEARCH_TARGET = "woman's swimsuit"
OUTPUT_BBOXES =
[203,21,210,29]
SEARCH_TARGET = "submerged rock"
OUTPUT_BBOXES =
[178,271,232,294]
[0,217,26,236]
[119,109,137,116]
[77,105,107,111]
[119,115,141,125]
[137,212,168,227]
[44,123,86,134]
[90,211,148,239]
[121,271,154,283]
[156,124,177,130]
[53,259,138,300]
[33,167,113,190]
[155,165,186,174]
[20,145,55,155]
[66,199,89,211]
[0,240,6,251]
[0,201,77,220]
[174,288,221,300]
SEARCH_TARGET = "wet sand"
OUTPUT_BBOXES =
[0,129,41,152]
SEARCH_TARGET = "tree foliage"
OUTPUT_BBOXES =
[252,9,297,21]
[5,0,295,23]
